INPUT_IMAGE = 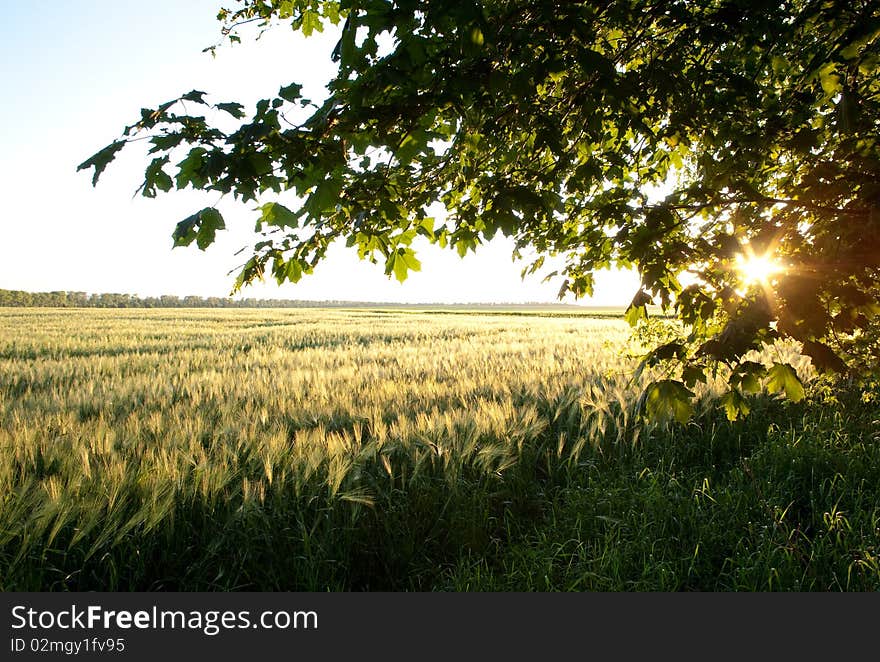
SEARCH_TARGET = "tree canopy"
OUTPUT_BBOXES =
[80,0,880,420]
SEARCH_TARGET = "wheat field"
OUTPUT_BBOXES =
[1,308,877,590]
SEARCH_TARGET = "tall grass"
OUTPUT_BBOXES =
[0,308,877,590]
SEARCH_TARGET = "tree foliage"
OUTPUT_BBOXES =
[80,0,880,419]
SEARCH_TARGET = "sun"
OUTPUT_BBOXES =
[735,250,784,286]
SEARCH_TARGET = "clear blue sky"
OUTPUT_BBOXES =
[0,1,636,304]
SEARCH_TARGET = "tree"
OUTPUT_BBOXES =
[79,0,880,420]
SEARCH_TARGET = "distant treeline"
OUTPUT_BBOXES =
[0,289,286,308]
[0,289,389,309]
[0,289,590,310]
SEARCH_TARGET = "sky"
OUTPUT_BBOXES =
[0,1,638,304]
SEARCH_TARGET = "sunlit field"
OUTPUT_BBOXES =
[1,308,878,590]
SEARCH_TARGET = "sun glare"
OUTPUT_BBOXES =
[735,251,784,286]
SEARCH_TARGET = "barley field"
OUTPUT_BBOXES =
[1,308,878,590]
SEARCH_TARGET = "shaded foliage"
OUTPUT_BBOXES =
[80,0,880,416]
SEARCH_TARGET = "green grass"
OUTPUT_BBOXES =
[0,308,877,590]
[443,390,880,590]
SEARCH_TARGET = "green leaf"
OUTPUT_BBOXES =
[232,256,261,293]
[196,208,225,250]
[771,56,790,74]
[395,131,427,165]
[729,361,766,394]
[278,0,294,18]
[149,133,184,153]
[173,207,225,250]
[740,373,761,394]
[172,216,198,247]
[256,202,300,231]
[77,140,126,186]
[682,365,706,388]
[175,148,207,190]
[818,63,842,96]
[387,248,422,283]
[301,10,322,37]
[335,15,357,65]
[649,342,687,363]
[625,290,652,326]
[417,216,435,237]
[840,43,861,60]
[285,258,304,283]
[181,90,208,104]
[719,389,750,421]
[801,340,848,374]
[766,363,805,402]
[306,176,343,214]
[279,83,303,103]
[216,102,245,118]
[644,380,695,424]
[143,157,173,197]
[324,2,341,24]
